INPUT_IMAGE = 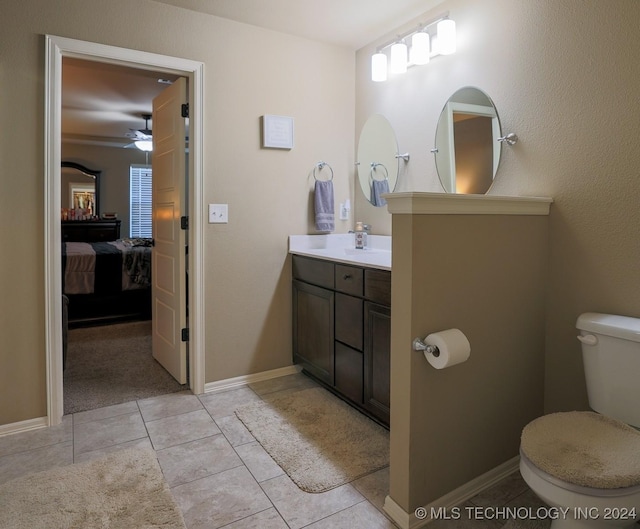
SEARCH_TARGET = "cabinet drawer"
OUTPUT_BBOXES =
[292,255,334,289]
[335,293,363,350]
[335,264,363,296]
[365,269,391,306]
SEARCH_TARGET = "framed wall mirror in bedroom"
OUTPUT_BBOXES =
[61,161,101,217]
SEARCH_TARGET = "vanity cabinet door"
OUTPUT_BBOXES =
[335,293,363,350]
[364,301,391,425]
[335,342,363,405]
[292,279,334,385]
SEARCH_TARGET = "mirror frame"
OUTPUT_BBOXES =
[61,161,101,217]
[434,87,502,194]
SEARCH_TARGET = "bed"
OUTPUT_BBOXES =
[62,238,152,324]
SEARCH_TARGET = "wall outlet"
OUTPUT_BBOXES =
[339,202,350,220]
[208,203,228,223]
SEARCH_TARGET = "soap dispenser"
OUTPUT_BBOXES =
[355,222,367,250]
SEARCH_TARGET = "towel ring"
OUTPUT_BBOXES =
[313,161,334,181]
[370,162,388,181]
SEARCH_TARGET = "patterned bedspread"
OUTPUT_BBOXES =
[62,239,152,295]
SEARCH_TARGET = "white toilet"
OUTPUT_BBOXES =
[520,312,640,529]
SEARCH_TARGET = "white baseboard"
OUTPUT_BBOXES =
[203,364,302,394]
[384,455,521,529]
[0,416,49,438]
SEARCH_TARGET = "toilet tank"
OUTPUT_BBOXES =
[576,312,640,427]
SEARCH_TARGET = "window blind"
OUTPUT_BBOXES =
[130,164,152,238]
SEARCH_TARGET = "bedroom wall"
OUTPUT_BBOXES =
[355,0,640,417]
[0,0,354,426]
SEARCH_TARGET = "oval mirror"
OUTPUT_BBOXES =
[357,114,399,207]
[434,87,502,194]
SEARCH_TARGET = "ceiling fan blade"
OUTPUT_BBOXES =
[125,129,152,141]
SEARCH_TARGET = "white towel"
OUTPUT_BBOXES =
[314,180,334,232]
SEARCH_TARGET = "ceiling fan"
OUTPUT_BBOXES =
[125,113,153,151]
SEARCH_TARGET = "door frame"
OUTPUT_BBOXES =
[44,35,206,426]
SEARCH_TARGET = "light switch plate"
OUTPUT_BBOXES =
[208,203,228,223]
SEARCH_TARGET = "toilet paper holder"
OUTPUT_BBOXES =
[412,337,440,357]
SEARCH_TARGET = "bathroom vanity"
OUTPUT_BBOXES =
[289,235,391,426]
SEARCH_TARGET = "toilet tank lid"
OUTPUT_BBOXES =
[576,312,640,343]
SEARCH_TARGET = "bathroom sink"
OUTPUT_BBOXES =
[288,234,392,270]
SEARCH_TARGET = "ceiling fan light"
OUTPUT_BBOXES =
[135,140,153,152]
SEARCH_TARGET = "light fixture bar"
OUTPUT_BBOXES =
[374,12,451,56]
[370,12,455,82]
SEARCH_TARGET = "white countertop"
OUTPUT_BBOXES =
[289,234,391,271]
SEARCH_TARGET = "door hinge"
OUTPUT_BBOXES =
[181,328,189,342]
[181,216,189,230]
[181,103,189,118]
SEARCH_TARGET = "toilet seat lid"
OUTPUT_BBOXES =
[521,411,640,489]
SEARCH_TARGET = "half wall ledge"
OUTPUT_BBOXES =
[383,192,553,216]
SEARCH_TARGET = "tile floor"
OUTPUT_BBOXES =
[0,373,545,529]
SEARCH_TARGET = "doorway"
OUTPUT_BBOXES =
[44,35,205,426]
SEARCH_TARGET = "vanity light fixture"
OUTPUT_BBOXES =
[436,18,456,55]
[371,52,388,82]
[371,13,455,82]
[410,31,430,65]
[390,41,408,74]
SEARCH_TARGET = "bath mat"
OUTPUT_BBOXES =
[235,387,389,493]
[0,447,186,529]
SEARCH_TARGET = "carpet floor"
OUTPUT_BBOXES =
[235,387,390,493]
[0,448,186,529]
[64,320,187,415]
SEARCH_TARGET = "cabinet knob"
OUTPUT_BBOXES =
[343,274,352,280]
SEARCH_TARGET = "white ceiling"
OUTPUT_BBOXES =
[152,0,444,49]
[62,0,443,148]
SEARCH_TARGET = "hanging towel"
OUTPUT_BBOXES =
[371,179,390,207]
[314,180,334,232]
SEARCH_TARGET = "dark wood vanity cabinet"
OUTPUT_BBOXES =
[292,254,391,426]
[61,220,121,242]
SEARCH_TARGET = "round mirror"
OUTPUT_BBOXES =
[357,114,399,207]
[434,87,502,194]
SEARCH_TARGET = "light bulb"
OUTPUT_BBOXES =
[371,52,387,82]
[410,32,430,65]
[437,19,456,55]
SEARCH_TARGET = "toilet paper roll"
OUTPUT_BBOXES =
[424,328,471,369]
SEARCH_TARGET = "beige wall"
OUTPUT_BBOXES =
[355,0,640,417]
[0,0,354,425]
[389,211,548,510]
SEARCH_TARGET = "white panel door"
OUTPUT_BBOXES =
[152,77,187,384]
